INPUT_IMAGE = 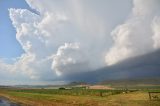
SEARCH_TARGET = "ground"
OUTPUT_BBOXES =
[0,88,160,106]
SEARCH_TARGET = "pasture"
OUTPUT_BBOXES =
[0,88,160,106]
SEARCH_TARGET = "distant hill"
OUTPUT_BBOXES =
[100,78,160,85]
[68,81,88,86]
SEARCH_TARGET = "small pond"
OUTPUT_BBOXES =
[0,98,20,106]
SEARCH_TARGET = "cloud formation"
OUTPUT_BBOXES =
[0,0,160,84]
[152,17,160,49]
[105,0,160,65]
[52,43,90,76]
[6,0,112,82]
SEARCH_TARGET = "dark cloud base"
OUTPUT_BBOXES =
[61,49,160,84]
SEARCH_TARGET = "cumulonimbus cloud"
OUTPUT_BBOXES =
[52,43,90,76]
[0,0,160,84]
[105,0,160,65]
[6,0,109,81]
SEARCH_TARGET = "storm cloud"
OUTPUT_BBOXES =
[0,0,160,84]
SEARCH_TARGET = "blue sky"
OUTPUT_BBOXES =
[0,0,31,59]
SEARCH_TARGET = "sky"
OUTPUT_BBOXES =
[0,0,38,60]
[0,0,160,85]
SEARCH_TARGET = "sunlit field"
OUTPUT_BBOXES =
[0,88,160,106]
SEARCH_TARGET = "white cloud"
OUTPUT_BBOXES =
[152,17,160,49]
[52,43,89,76]
[0,60,12,73]
[1,0,160,84]
[8,8,57,81]
[7,0,111,81]
[105,0,160,65]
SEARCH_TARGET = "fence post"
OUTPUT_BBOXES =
[100,91,103,97]
[148,92,151,100]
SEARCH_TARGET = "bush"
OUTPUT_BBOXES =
[59,87,66,90]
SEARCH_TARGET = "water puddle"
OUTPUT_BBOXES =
[0,98,20,106]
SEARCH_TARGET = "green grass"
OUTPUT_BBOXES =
[8,89,128,97]
[0,88,160,106]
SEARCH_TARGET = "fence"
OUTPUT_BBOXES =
[148,92,160,100]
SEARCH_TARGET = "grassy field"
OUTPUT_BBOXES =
[0,88,160,106]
